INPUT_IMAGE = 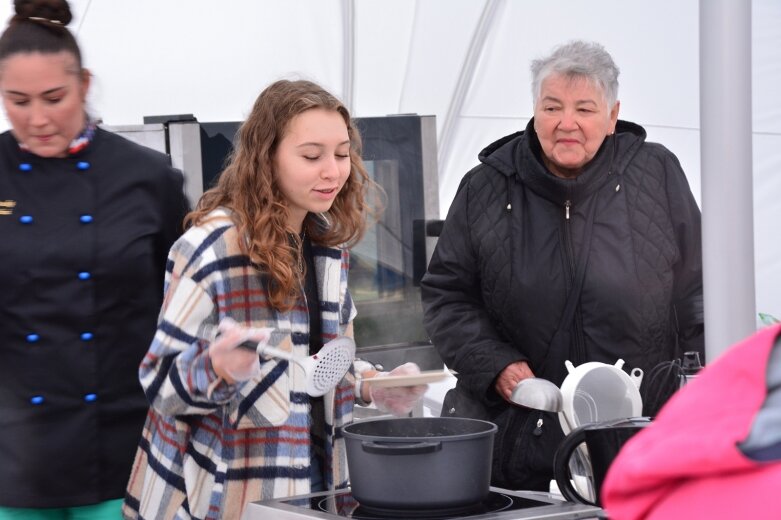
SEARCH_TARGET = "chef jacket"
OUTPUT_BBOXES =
[0,127,188,508]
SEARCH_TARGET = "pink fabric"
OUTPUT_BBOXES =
[601,324,781,520]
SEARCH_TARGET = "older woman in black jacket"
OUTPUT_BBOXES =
[421,40,704,491]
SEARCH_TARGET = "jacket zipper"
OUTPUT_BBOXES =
[563,198,586,365]
[563,200,575,276]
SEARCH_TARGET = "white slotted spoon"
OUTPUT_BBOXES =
[243,336,356,397]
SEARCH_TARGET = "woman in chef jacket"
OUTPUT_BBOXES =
[0,0,188,518]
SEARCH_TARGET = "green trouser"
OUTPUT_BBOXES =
[0,499,123,520]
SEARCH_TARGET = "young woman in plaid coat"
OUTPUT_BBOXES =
[122,80,424,519]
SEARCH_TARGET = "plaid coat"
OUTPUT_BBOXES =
[122,209,357,520]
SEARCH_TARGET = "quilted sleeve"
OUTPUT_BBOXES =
[421,169,526,405]
[663,150,705,361]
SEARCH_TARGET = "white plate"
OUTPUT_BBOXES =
[361,370,452,388]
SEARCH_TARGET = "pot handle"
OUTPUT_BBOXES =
[553,427,596,506]
[361,441,442,455]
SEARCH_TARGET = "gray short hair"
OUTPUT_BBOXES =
[531,40,620,108]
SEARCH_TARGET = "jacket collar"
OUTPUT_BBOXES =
[479,119,647,204]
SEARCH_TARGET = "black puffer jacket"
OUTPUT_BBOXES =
[421,119,704,491]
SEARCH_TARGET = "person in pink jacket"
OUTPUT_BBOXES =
[601,323,781,519]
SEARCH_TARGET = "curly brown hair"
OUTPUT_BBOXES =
[187,79,375,311]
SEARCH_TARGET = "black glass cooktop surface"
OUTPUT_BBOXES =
[279,490,553,519]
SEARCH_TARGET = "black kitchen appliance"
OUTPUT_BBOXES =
[106,115,445,377]
[242,487,604,519]
[553,417,651,506]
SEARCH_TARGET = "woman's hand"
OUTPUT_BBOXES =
[494,360,535,403]
[209,317,272,384]
[368,362,428,416]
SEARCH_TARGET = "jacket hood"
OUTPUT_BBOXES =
[478,118,648,203]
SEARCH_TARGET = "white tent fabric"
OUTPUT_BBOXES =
[0,0,778,324]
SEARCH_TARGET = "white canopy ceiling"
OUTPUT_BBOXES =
[1,0,779,326]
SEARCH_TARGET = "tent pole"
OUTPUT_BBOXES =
[437,0,503,174]
[341,0,355,111]
[699,0,755,360]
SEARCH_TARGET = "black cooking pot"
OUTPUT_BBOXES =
[342,417,497,510]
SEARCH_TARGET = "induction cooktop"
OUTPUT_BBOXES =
[242,487,604,520]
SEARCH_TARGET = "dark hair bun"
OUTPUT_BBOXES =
[14,0,73,26]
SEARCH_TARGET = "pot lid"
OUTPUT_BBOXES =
[558,359,644,434]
